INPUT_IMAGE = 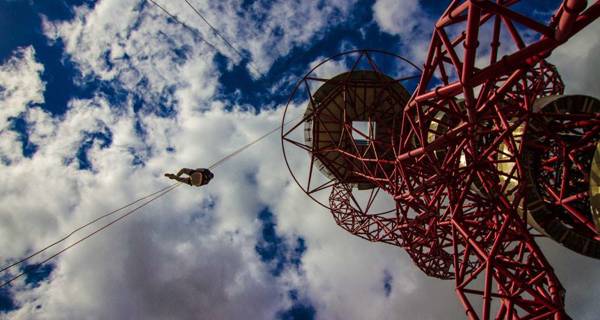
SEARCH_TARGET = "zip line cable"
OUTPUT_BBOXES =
[145,0,304,170]
[207,114,300,170]
[1,0,305,289]
[182,0,266,78]
[146,0,265,77]
[0,182,179,275]
[0,114,300,286]
[0,183,182,289]
[146,0,219,51]
[148,0,318,99]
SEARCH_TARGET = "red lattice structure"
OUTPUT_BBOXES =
[281,50,422,250]
[282,1,600,319]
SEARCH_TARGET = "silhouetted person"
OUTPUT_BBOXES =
[165,168,214,187]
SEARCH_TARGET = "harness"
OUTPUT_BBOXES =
[190,169,214,186]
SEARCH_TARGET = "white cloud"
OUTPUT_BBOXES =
[43,0,219,113]
[1,94,297,319]
[372,0,423,38]
[183,0,358,76]
[0,47,45,129]
[371,0,432,63]
[2,6,295,316]
[43,0,358,81]
[549,20,600,96]
[0,46,45,164]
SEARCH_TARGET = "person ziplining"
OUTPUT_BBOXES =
[0,0,305,290]
[165,168,214,187]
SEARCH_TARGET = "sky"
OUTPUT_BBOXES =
[0,0,599,319]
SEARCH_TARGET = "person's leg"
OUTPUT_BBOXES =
[173,176,192,185]
[165,173,192,185]
[176,168,194,177]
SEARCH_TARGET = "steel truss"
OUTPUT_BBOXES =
[281,1,600,319]
[393,1,599,319]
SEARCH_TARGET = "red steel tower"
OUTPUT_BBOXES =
[282,1,600,319]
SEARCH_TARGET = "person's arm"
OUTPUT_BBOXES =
[176,168,194,177]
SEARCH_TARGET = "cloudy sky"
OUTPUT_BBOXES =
[0,0,599,319]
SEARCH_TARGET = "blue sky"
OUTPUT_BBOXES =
[0,0,599,319]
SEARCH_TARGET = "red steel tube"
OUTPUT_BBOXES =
[555,0,588,42]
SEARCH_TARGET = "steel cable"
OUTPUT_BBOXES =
[0,182,179,275]
[207,115,299,170]
[0,182,182,289]
[182,0,266,77]
[147,0,265,77]
[0,0,305,290]
[146,0,219,51]
[0,113,299,288]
